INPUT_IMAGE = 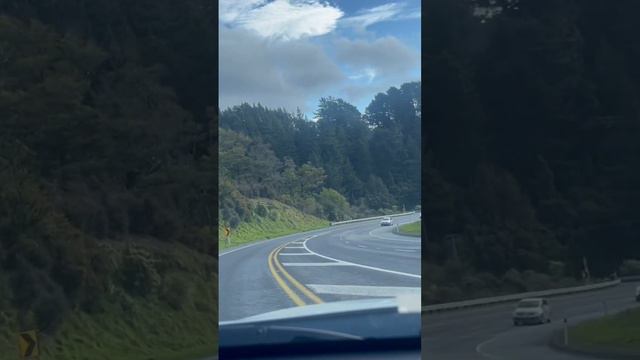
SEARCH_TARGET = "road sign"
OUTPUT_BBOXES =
[18,330,39,359]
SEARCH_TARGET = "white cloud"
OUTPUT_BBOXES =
[348,68,377,83]
[219,0,268,24]
[335,36,419,80]
[220,0,343,41]
[341,2,420,30]
[219,27,345,112]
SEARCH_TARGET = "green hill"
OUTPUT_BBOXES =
[220,198,329,250]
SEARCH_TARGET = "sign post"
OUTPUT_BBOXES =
[563,318,569,346]
[224,226,231,246]
[18,330,39,359]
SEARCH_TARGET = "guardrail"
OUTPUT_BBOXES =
[423,279,621,313]
[330,211,416,226]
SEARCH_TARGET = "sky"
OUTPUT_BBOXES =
[219,0,421,118]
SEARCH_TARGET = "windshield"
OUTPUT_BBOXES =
[517,300,541,308]
[218,0,422,349]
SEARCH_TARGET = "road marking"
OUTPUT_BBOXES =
[272,244,324,304]
[357,244,367,248]
[220,230,334,257]
[475,335,504,360]
[282,262,351,266]
[285,245,305,249]
[303,238,421,279]
[307,284,420,297]
[279,253,315,256]
[368,226,422,242]
[394,248,418,253]
[268,245,306,306]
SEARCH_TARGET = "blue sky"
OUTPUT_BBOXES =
[219,0,421,119]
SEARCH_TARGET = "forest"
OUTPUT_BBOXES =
[423,0,640,303]
[0,1,217,358]
[219,82,421,227]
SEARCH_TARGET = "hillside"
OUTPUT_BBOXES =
[219,85,421,236]
[0,3,217,358]
[423,0,640,303]
[219,198,329,250]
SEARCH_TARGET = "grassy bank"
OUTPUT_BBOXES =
[0,241,217,360]
[220,198,329,251]
[398,221,421,236]
[570,307,640,351]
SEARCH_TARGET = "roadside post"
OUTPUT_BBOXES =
[224,226,231,246]
[18,329,39,359]
[563,318,569,346]
[602,301,608,316]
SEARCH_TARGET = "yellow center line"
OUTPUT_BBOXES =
[273,243,324,304]
[268,245,306,306]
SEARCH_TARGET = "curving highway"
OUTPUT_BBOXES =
[219,213,421,321]
[423,280,640,359]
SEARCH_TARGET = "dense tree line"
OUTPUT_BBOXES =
[0,0,216,333]
[219,82,421,225]
[424,0,640,302]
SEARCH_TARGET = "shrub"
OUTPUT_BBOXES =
[160,273,190,310]
[255,203,268,217]
[619,259,640,276]
[119,251,159,297]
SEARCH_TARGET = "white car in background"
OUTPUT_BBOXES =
[380,216,393,226]
[512,298,551,325]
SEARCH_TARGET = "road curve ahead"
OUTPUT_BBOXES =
[219,213,421,321]
[423,280,640,360]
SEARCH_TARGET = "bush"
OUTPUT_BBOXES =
[119,251,159,297]
[33,290,67,331]
[503,268,526,292]
[619,259,640,276]
[160,273,190,310]
[255,203,268,217]
[228,215,240,228]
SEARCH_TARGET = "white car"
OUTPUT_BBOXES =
[512,298,551,325]
[380,216,393,226]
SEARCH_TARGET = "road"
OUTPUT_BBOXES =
[423,280,640,359]
[219,213,421,321]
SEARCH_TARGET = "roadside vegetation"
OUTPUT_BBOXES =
[424,0,640,303]
[570,307,640,352]
[219,84,421,243]
[398,221,421,236]
[219,199,329,250]
[0,241,217,360]
[0,2,217,358]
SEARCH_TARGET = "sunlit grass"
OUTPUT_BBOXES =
[219,199,329,250]
[398,220,421,236]
[570,306,640,351]
[0,242,217,360]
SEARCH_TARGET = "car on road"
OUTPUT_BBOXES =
[636,286,640,302]
[380,216,393,226]
[512,298,551,325]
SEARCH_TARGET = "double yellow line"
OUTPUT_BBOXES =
[268,241,324,306]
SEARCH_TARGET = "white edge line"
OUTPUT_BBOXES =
[475,336,503,360]
[303,237,421,279]
[219,230,334,257]
[282,263,352,266]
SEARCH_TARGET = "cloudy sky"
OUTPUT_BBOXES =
[219,0,421,118]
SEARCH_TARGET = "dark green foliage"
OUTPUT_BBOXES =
[0,1,216,336]
[219,84,421,225]
[424,0,640,302]
[160,273,190,310]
